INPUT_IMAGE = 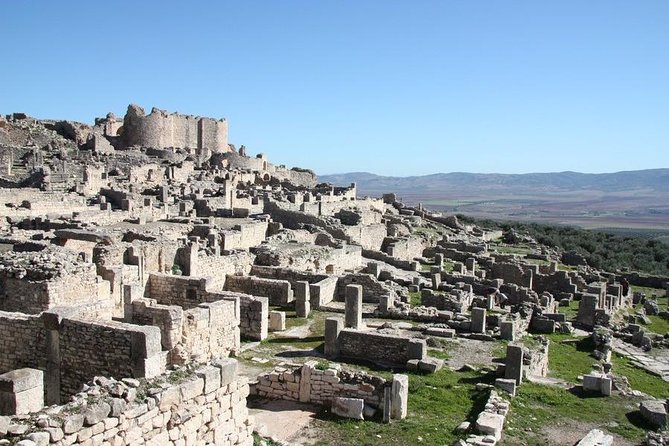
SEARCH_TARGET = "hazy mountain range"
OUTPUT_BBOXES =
[319,169,669,230]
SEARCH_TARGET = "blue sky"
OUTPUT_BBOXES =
[2,1,667,176]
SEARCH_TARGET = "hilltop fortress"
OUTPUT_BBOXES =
[0,105,667,446]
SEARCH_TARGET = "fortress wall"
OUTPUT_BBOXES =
[123,105,228,152]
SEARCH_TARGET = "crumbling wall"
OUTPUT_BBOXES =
[490,262,533,288]
[179,300,240,363]
[238,294,268,341]
[192,250,254,290]
[122,105,229,152]
[335,274,394,303]
[251,361,386,408]
[7,360,252,446]
[221,222,268,251]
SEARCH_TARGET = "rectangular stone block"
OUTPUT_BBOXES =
[345,285,363,329]
[324,317,343,358]
[268,311,286,331]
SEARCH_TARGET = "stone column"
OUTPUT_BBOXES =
[324,317,343,358]
[505,345,524,385]
[345,284,363,329]
[434,253,444,270]
[295,281,311,318]
[471,307,486,333]
[500,321,515,341]
[466,258,477,275]
[379,293,394,314]
[431,273,441,290]
[390,374,409,420]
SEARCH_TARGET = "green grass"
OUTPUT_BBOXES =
[558,263,579,271]
[311,368,493,446]
[645,314,669,335]
[557,299,580,321]
[546,334,598,383]
[611,352,669,398]
[630,285,667,299]
[409,291,421,306]
[493,244,535,255]
[523,258,550,266]
[502,383,650,444]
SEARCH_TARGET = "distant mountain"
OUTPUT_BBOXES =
[319,169,669,230]
[320,169,669,198]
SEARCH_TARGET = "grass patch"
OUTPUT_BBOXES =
[557,299,580,321]
[311,368,493,445]
[645,314,669,335]
[502,382,649,444]
[409,291,421,306]
[493,244,534,255]
[611,352,669,398]
[630,285,667,299]
[546,334,598,383]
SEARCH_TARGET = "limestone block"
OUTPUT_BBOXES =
[390,374,409,420]
[475,411,505,440]
[83,401,111,426]
[26,431,49,446]
[345,285,363,329]
[62,414,84,434]
[500,321,515,341]
[268,311,286,331]
[213,358,238,387]
[576,429,613,446]
[471,307,486,333]
[504,345,524,385]
[331,397,364,420]
[407,339,427,360]
[425,327,455,338]
[196,365,222,394]
[324,317,343,358]
[640,400,667,428]
[0,368,44,416]
[494,378,517,397]
[418,358,444,373]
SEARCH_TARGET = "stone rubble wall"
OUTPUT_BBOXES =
[131,298,183,351]
[383,235,426,261]
[2,360,252,446]
[250,361,386,409]
[238,294,268,341]
[224,275,293,306]
[335,274,394,303]
[179,300,240,364]
[533,270,579,295]
[490,262,533,289]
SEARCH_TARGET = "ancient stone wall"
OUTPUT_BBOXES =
[191,250,254,290]
[337,329,426,365]
[6,360,252,446]
[532,270,578,295]
[221,221,268,251]
[179,300,240,363]
[251,361,386,409]
[238,294,268,341]
[362,249,418,271]
[335,274,394,303]
[58,318,163,400]
[310,276,338,308]
[122,105,229,153]
[490,262,533,288]
[0,311,46,374]
[224,275,293,306]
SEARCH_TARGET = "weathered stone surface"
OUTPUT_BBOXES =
[391,374,408,420]
[475,411,505,440]
[576,429,614,446]
[331,397,364,420]
[640,400,667,428]
[83,401,111,426]
[495,378,516,397]
[418,357,444,373]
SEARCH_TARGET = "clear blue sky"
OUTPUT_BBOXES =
[2,1,667,176]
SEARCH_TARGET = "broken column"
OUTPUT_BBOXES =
[295,281,311,318]
[379,292,395,313]
[345,284,363,329]
[471,307,486,333]
[0,368,44,415]
[505,345,524,385]
[431,273,441,290]
[390,374,409,420]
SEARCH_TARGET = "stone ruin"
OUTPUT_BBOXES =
[0,104,666,445]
